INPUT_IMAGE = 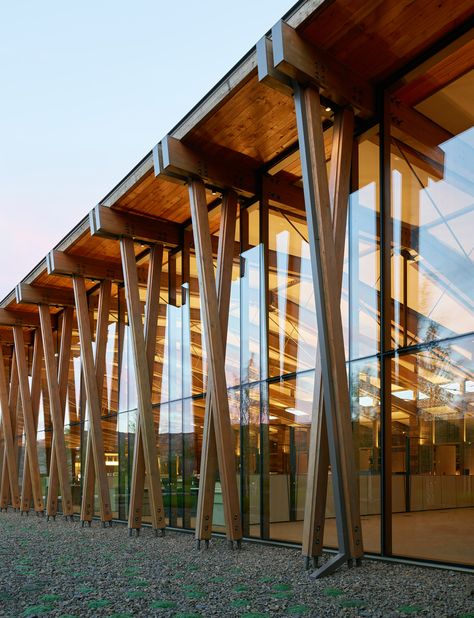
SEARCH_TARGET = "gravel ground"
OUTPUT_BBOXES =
[0,511,472,618]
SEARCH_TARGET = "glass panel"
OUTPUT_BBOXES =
[391,334,474,565]
[391,71,474,349]
[266,374,313,543]
[268,208,317,376]
[349,135,380,360]
[350,357,381,553]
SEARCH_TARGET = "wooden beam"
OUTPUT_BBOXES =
[188,179,242,543]
[302,107,354,566]
[0,356,19,509]
[272,20,375,118]
[13,327,44,513]
[0,309,40,328]
[256,35,293,97]
[157,136,256,196]
[20,330,43,513]
[128,244,164,531]
[90,205,181,247]
[0,345,20,510]
[195,191,238,544]
[47,250,149,285]
[75,277,113,524]
[45,307,73,519]
[120,236,165,532]
[39,304,74,518]
[0,329,34,345]
[294,84,362,577]
[16,283,75,308]
[389,97,451,166]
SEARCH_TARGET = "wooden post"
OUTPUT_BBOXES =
[46,308,73,519]
[195,191,238,544]
[0,345,20,510]
[0,355,19,509]
[301,108,355,566]
[74,277,113,525]
[294,84,362,577]
[120,237,166,533]
[39,304,74,518]
[189,180,242,544]
[20,331,43,513]
[128,244,164,532]
[13,327,44,513]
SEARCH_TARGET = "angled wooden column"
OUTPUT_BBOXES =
[39,305,74,518]
[0,346,20,511]
[195,191,238,545]
[74,277,113,525]
[128,243,164,533]
[302,108,355,567]
[294,84,362,577]
[13,327,44,514]
[20,331,43,513]
[189,179,242,544]
[120,237,165,533]
[45,308,73,519]
[0,355,19,510]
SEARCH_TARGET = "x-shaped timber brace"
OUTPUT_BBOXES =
[0,346,20,511]
[20,330,44,514]
[0,310,41,512]
[15,285,75,520]
[194,190,238,548]
[120,239,166,535]
[74,278,113,526]
[45,308,73,520]
[188,180,243,547]
[87,205,176,535]
[257,23,364,576]
[0,353,19,511]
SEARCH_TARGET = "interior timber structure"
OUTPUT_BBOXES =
[0,0,473,573]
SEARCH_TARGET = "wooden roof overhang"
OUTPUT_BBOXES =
[1,0,472,320]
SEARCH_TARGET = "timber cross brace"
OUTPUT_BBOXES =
[155,135,244,548]
[257,22,364,577]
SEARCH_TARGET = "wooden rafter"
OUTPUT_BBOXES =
[157,136,256,196]
[128,244,164,533]
[271,20,375,118]
[16,283,75,308]
[47,250,149,285]
[195,191,238,545]
[188,179,242,544]
[74,277,113,525]
[0,309,41,328]
[90,205,181,247]
[120,237,166,533]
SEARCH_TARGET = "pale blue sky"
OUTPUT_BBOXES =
[0,0,295,299]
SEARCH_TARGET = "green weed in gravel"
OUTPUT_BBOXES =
[88,599,111,609]
[21,605,53,617]
[323,587,344,597]
[151,600,177,609]
[288,606,310,615]
[339,599,366,608]
[231,598,250,607]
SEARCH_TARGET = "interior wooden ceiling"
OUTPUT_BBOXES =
[300,0,473,82]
